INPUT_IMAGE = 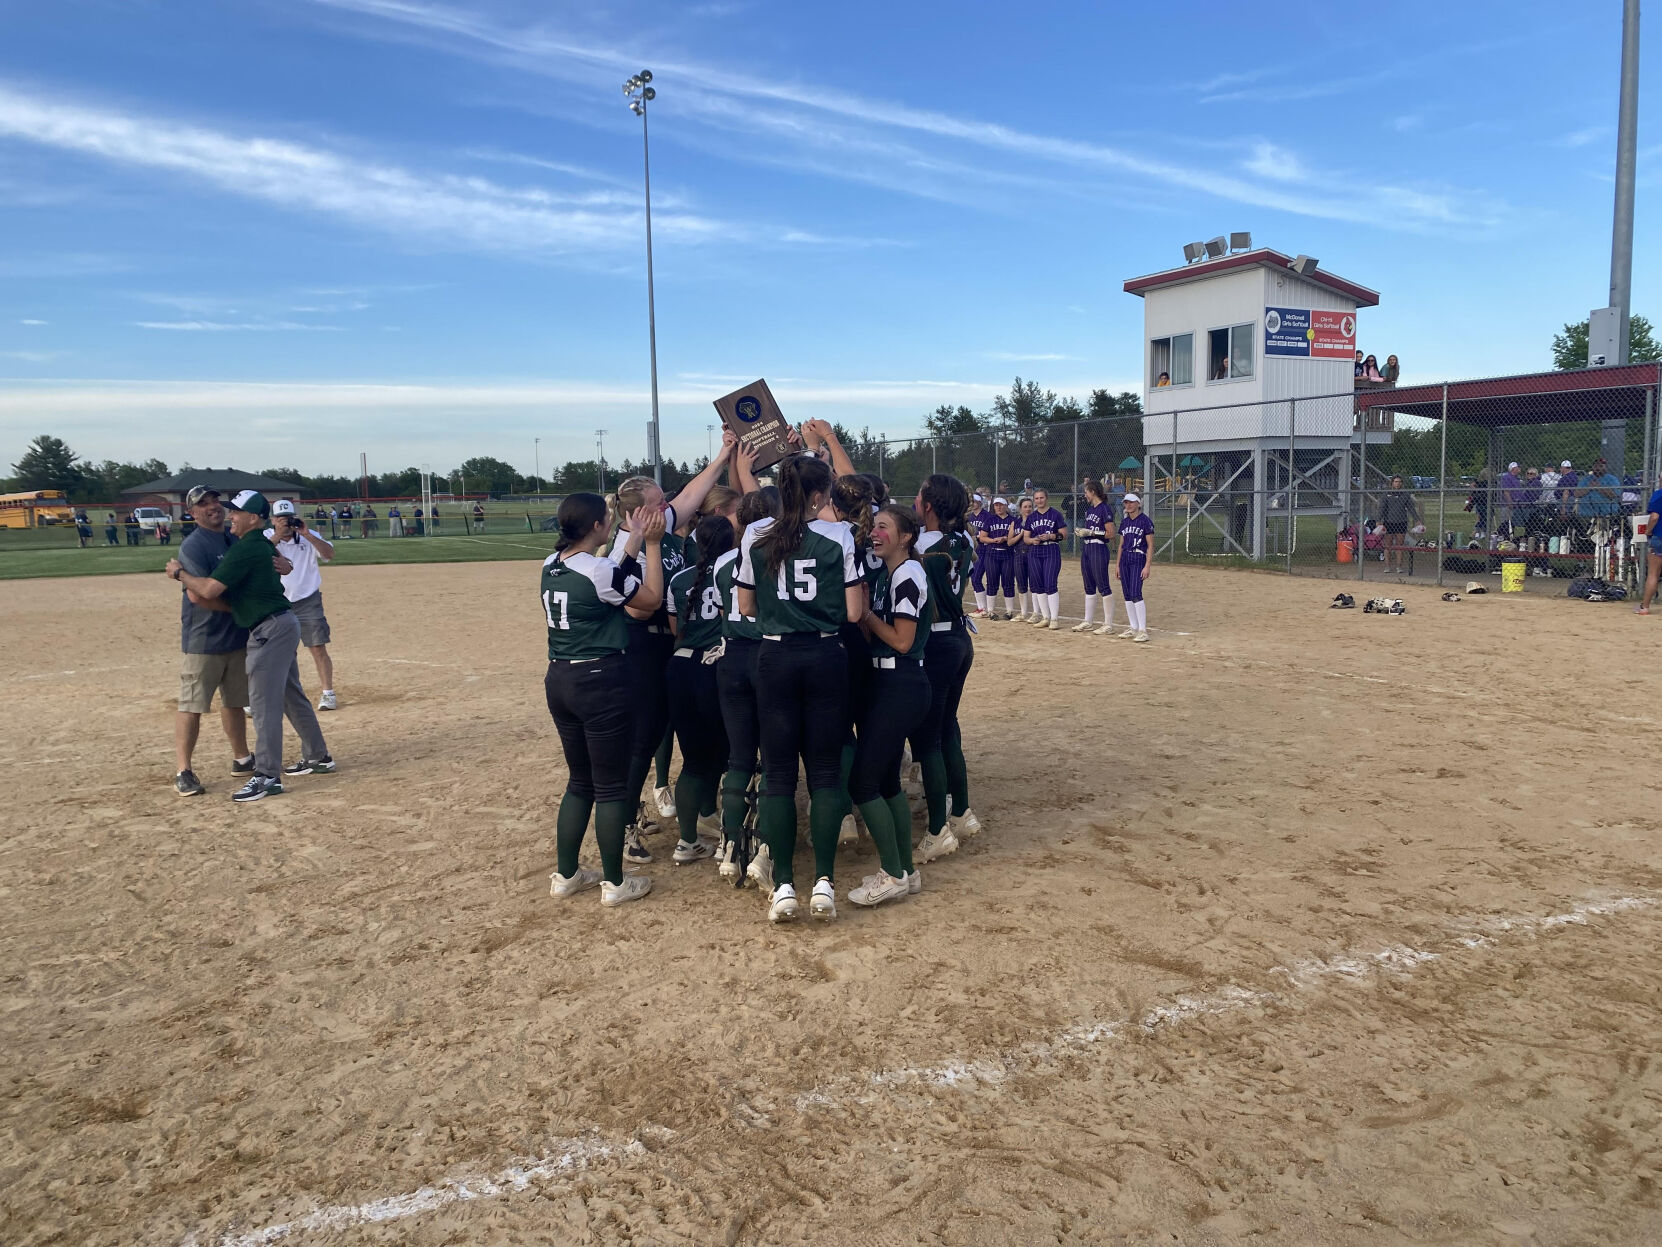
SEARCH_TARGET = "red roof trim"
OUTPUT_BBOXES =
[1354,362,1662,410]
[1123,248,1380,308]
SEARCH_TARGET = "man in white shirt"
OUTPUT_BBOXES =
[266,499,340,711]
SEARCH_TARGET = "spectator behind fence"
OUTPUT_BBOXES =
[1382,354,1401,384]
[1498,462,1525,535]
[1359,354,1384,383]
[1354,349,1365,378]
[1465,468,1491,534]
[1577,458,1619,522]
[361,504,374,539]
[473,501,486,532]
[105,511,119,545]
[1639,479,1662,615]
[74,508,91,548]
[387,503,403,537]
[1379,475,1420,575]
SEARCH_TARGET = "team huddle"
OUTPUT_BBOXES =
[540,423,1153,920]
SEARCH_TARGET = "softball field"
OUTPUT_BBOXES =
[3,561,1660,1246]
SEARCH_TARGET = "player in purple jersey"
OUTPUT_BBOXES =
[1020,488,1068,630]
[968,493,991,616]
[1115,492,1154,642]
[977,497,1018,620]
[1074,478,1119,635]
[1011,496,1035,620]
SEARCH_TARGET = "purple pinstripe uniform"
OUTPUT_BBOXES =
[968,506,992,591]
[1023,507,1065,593]
[979,509,1017,597]
[1118,512,1153,604]
[1080,500,1115,596]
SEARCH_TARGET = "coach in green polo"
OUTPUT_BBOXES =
[166,490,333,801]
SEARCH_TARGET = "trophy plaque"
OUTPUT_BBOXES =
[713,378,794,473]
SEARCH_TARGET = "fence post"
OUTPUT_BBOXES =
[1356,405,1367,583]
[1436,384,1449,587]
[1071,421,1080,556]
[1286,398,1295,575]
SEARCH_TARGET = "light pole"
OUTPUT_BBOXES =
[624,70,662,486]
[534,437,541,498]
[706,423,715,462]
[596,429,608,493]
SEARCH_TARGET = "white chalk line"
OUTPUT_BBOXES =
[180,1133,646,1247]
[177,894,1654,1245]
[793,894,1656,1109]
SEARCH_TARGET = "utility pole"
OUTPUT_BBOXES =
[596,429,608,493]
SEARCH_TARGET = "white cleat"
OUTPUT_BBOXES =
[847,869,909,908]
[768,882,799,922]
[1048,618,1063,630]
[317,690,338,711]
[1133,631,1150,643]
[601,876,652,906]
[810,878,837,921]
[746,842,774,893]
[906,869,922,895]
[697,812,722,838]
[716,840,740,882]
[672,837,717,865]
[1071,621,1094,632]
[1093,623,1116,636]
[653,786,676,821]
[549,866,602,898]
[1031,616,1051,629]
[914,827,960,862]
[838,813,858,847]
[949,807,983,838]
[1117,629,1138,640]
[623,825,652,864]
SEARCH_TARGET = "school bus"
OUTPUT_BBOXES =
[0,490,77,528]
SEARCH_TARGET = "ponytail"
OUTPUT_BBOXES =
[554,492,609,553]
[756,455,832,579]
[919,473,968,536]
[832,474,876,552]
[688,514,735,608]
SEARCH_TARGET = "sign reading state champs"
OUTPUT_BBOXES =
[1264,307,1356,360]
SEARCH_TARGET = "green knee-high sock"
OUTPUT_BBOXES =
[674,770,702,844]
[838,743,857,819]
[857,797,904,879]
[760,794,796,885]
[886,792,915,874]
[809,788,844,882]
[654,725,674,789]
[920,750,949,834]
[594,799,629,884]
[721,770,751,844]
[625,752,651,815]
[943,728,970,817]
[555,792,594,878]
[700,782,717,818]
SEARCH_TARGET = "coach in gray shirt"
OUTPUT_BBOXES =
[173,486,253,796]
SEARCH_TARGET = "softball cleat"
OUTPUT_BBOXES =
[1071,621,1093,632]
[652,786,676,821]
[809,878,838,921]
[847,870,909,908]
[672,837,717,865]
[913,827,960,862]
[949,808,983,838]
[768,882,799,922]
[550,866,602,898]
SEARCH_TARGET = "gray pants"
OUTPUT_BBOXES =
[246,611,329,778]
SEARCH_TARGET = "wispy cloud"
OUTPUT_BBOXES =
[1,349,65,362]
[984,351,1078,362]
[135,320,344,332]
[1558,126,1607,148]
[300,0,1507,231]
[1241,142,1311,184]
[19,318,47,325]
[1391,113,1427,133]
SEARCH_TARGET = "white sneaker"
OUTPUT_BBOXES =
[1093,623,1115,635]
[672,837,717,865]
[906,869,922,895]
[1031,616,1050,629]
[838,813,858,847]
[601,876,652,906]
[746,842,773,893]
[549,866,602,898]
[653,786,676,821]
[1071,621,1093,633]
[716,840,740,882]
[810,878,837,921]
[317,690,338,711]
[623,825,652,864]
[1048,618,1063,630]
[768,882,799,922]
[1133,631,1150,643]
[1009,611,1025,623]
[847,870,909,907]
[949,808,983,838]
[697,812,722,838]
[1117,629,1137,639]
[914,827,959,862]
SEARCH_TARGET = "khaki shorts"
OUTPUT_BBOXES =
[291,590,332,648]
[178,649,250,714]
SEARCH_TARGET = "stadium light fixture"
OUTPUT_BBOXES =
[1290,254,1319,277]
[1203,236,1228,259]
[1182,241,1205,264]
[1229,231,1252,252]
[622,70,663,484]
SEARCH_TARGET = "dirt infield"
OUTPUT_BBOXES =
[4,562,1661,1246]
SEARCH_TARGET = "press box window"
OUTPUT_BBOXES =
[1207,324,1253,382]
[1149,333,1193,388]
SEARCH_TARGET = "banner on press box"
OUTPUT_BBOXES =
[1264,306,1356,360]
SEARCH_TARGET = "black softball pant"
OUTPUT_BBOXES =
[666,652,728,780]
[717,637,761,772]
[757,633,849,797]
[850,661,931,803]
[623,621,674,798]
[909,625,973,758]
[544,652,633,803]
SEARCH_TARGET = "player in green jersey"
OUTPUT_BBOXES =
[910,474,982,863]
[544,494,666,907]
[664,515,736,864]
[829,472,881,847]
[736,456,864,923]
[713,489,776,883]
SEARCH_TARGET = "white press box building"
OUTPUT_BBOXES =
[1123,239,1384,559]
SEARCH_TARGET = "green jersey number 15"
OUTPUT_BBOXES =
[778,559,819,602]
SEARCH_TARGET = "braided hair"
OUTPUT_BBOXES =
[687,513,735,608]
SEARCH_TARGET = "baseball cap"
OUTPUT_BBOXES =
[993,496,1008,505]
[225,489,271,518]
[185,485,221,508]
[1123,492,1141,504]
[271,498,297,517]
[1560,460,1572,469]
[1508,461,1519,471]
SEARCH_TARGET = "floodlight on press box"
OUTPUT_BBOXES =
[1203,236,1228,259]
[1229,232,1252,252]
[1182,241,1206,264]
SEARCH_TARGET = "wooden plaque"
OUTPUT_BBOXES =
[713,378,794,473]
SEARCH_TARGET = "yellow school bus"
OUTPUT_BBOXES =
[0,490,77,528]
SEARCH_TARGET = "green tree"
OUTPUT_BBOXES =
[926,404,984,436]
[990,377,1058,427]
[1552,314,1659,369]
[454,456,522,496]
[1086,389,1143,419]
[12,435,85,494]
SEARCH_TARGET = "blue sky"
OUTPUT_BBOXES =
[0,0,1656,477]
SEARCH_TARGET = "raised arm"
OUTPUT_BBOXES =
[667,430,739,520]
[733,442,760,495]
[804,419,856,479]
